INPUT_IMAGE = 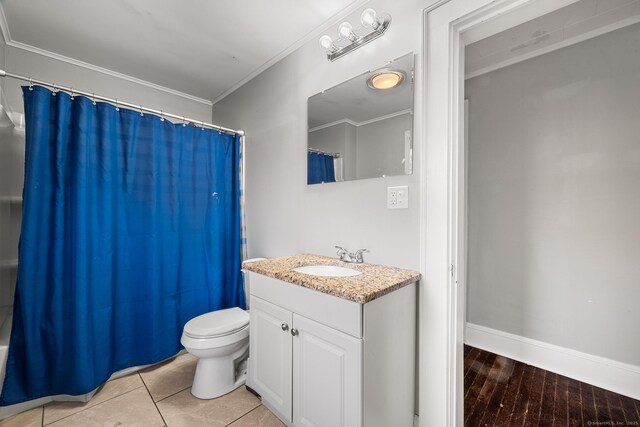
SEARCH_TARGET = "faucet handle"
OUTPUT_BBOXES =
[353,248,369,263]
[335,246,349,261]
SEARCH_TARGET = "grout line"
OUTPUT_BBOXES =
[155,386,192,403]
[139,372,169,427]
[43,386,146,426]
[225,404,263,426]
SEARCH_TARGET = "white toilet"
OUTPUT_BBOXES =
[181,308,249,399]
[181,258,265,399]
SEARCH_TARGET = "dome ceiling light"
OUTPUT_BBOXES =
[367,70,405,90]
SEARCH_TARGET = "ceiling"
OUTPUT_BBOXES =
[308,52,414,129]
[0,0,364,103]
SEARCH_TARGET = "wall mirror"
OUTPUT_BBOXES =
[307,52,414,185]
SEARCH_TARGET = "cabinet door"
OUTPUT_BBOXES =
[249,296,293,422]
[292,314,362,427]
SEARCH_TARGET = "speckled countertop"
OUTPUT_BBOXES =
[242,254,421,304]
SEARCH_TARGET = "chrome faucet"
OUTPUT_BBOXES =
[334,246,369,264]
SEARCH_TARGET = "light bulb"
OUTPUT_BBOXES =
[361,8,378,28]
[319,35,333,50]
[338,22,354,38]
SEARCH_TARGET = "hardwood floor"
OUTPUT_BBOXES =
[464,345,640,426]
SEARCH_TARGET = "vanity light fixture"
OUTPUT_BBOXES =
[367,70,405,90]
[319,8,391,62]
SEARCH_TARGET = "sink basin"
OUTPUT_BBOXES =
[292,265,362,277]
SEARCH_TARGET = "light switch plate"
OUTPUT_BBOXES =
[387,186,408,209]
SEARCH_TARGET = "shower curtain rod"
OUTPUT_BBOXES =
[308,147,340,158]
[0,69,244,136]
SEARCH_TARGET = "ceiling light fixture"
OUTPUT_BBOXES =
[319,8,391,62]
[367,70,405,90]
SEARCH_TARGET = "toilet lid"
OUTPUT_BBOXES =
[184,307,249,339]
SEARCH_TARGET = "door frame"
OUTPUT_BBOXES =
[419,0,581,425]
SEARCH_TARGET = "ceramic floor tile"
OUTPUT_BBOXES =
[0,406,42,427]
[140,353,197,402]
[43,373,144,425]
[47,387,164,427]
[157,386,260,427]
[228,405,285,427]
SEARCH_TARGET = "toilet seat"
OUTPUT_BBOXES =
[184,307,249,339]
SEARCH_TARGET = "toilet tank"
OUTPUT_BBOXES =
[241,258,266,309]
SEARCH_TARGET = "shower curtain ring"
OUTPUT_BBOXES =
[92,93,97,106]
[52,84,57,96]
[115,99,119,112]
[160,110,165,122]
[70,88,74,101]
[201,121,205,131]
[140,105,144,117]
[28,78,33,91]
[182,117,186,127]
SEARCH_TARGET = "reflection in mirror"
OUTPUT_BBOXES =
[307,52,414,185]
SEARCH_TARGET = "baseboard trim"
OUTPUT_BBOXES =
[465,323,640,400]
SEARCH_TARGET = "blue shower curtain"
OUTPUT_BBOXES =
[307,152,335,184]
[0,86,244,406]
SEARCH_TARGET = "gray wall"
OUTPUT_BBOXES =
[466,23,640,366]
[0,40,20,309]
[356,113,411,179]
[309,112,411,181]
[308,122,357,181]
[212,0,426,270]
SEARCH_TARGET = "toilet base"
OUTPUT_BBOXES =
[190,346,248,400]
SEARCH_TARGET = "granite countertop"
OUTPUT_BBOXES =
[242,254,421,304]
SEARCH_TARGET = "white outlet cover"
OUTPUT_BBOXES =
[387,186,409,209]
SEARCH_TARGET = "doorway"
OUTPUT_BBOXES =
[421,0,640,425]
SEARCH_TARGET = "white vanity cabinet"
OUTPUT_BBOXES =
[247,272,417,427]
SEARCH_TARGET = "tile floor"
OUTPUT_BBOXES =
[0,354,284,427]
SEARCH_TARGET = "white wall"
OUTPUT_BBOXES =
[212,0,432,271]
[466,23,640,366]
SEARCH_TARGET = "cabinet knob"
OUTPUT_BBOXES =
[291,328,299,337]
[281,323,289,332]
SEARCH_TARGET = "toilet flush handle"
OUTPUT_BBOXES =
[281,323,289,332]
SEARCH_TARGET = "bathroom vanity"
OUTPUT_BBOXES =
[243,254,421,427]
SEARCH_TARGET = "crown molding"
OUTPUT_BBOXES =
[309,108,413,132]
[4,40,213,106]
[211,0,372,105]
[308,118,359,133]
[0,3,212,107]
